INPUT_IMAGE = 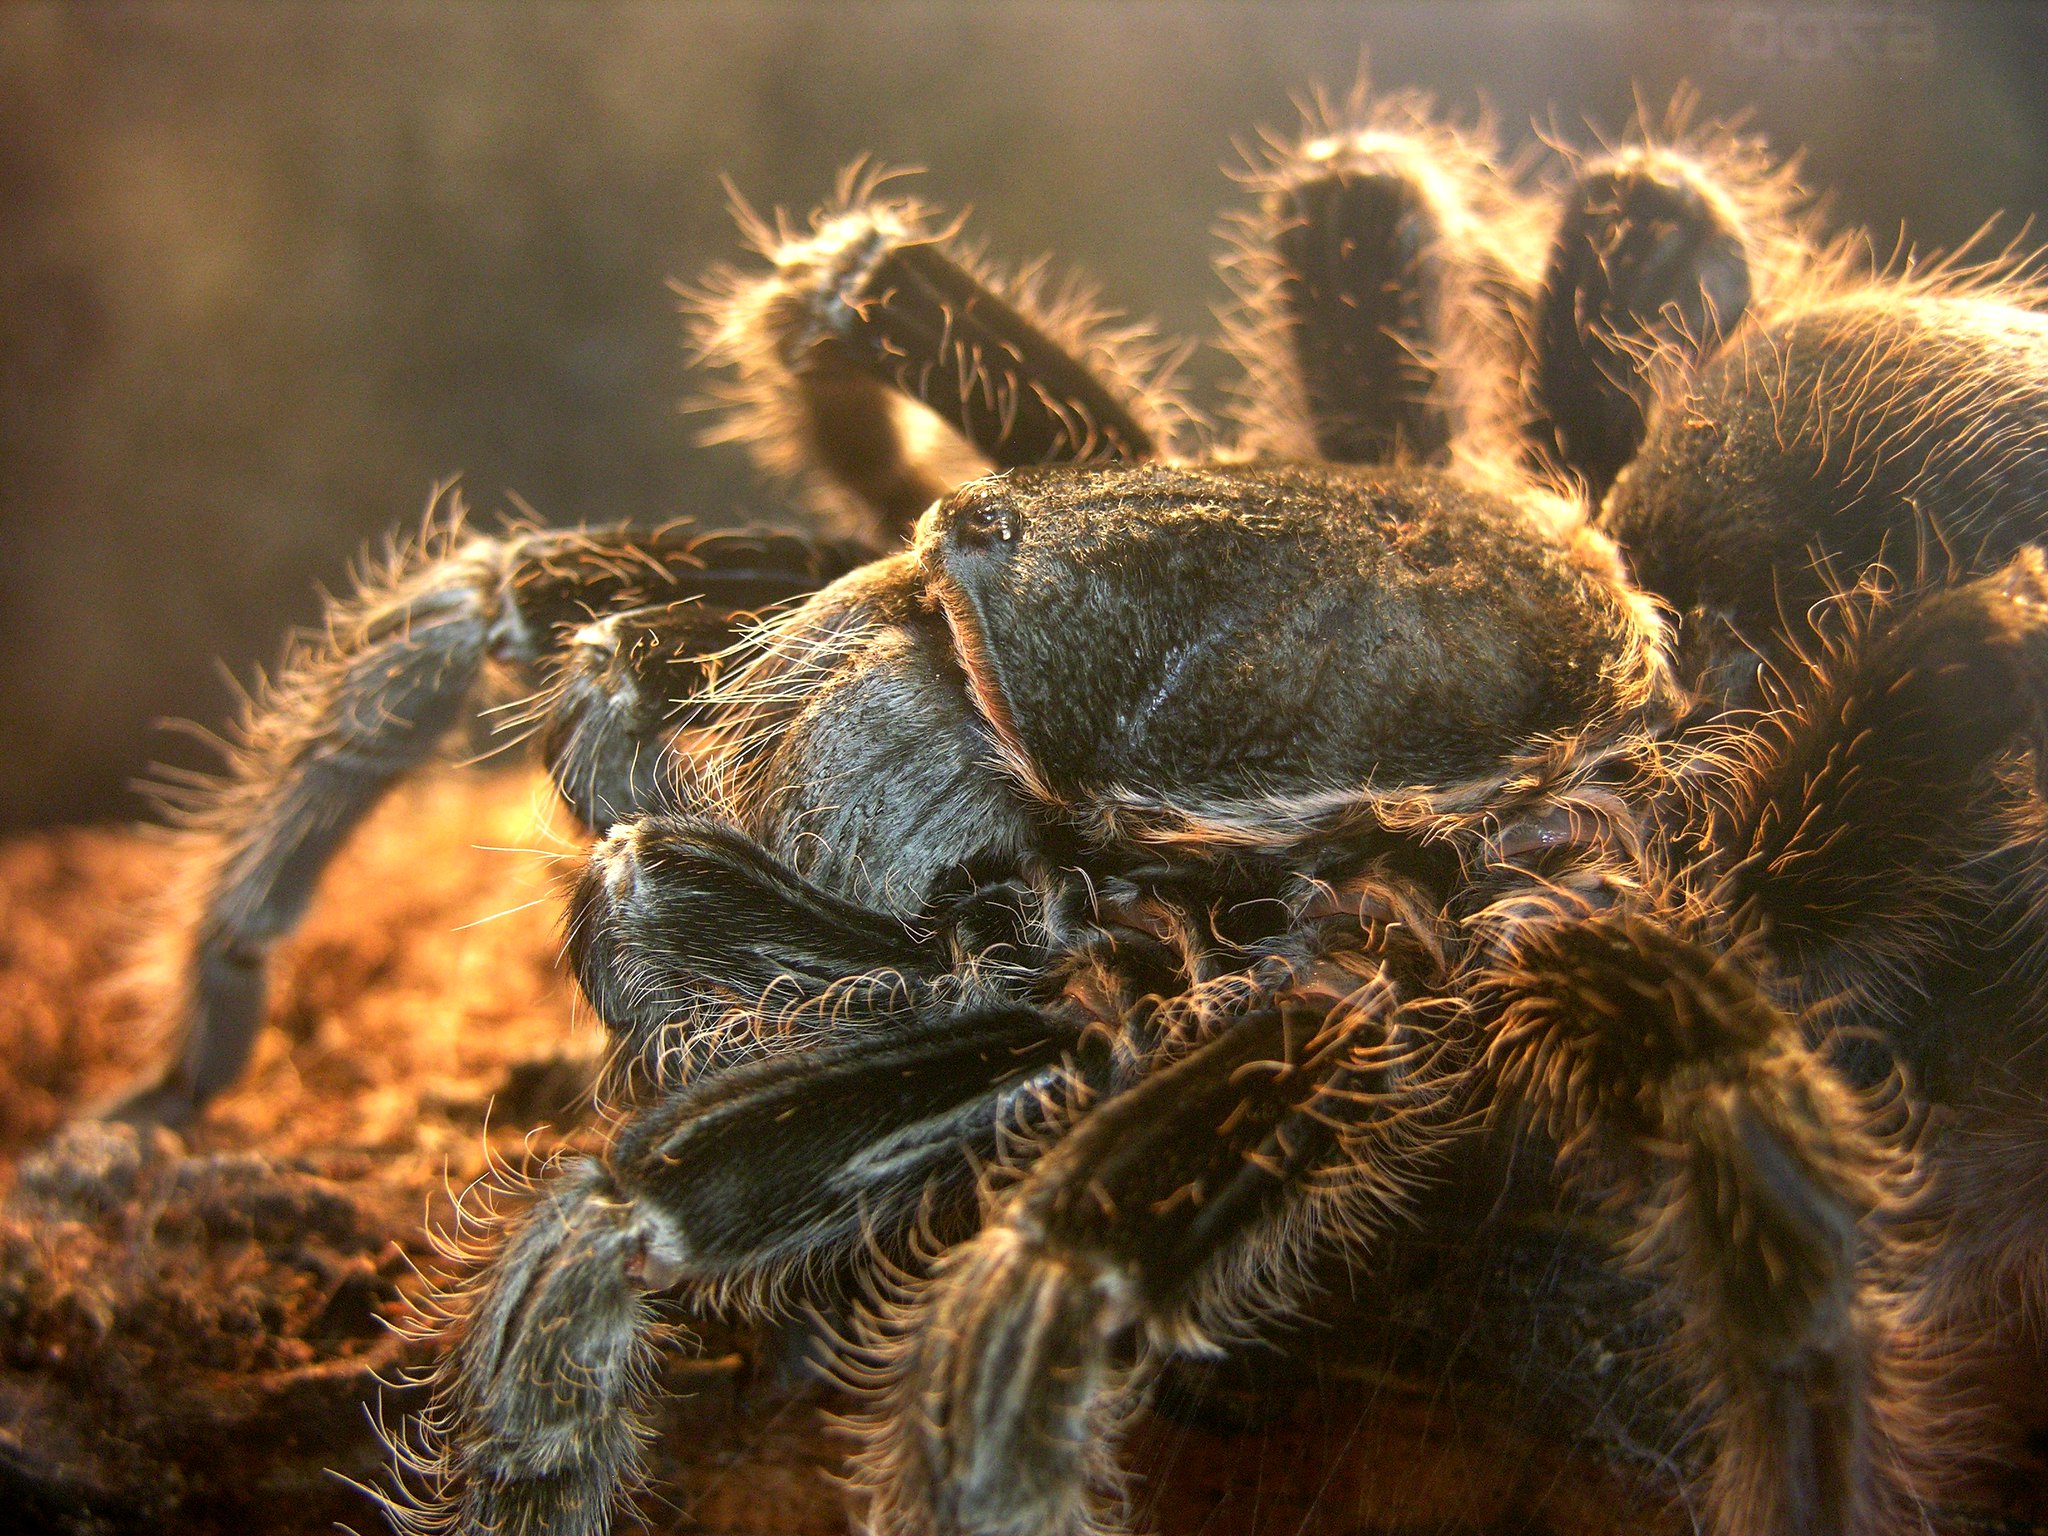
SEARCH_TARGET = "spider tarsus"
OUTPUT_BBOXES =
[1262,140,1457,463]
[1532,147,1754,498]
[395,1160,669,1536]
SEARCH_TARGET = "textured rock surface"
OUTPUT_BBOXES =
[0,773,2041,1534]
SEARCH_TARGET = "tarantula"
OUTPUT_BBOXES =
[111,87,2048,1536]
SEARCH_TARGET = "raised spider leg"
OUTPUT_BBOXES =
[852,938,1441,1536]
[700,170,1169,544]
[1529,146,1754,498]
[786,218,1160,466]
[1254,135,1458,462]
[111,518,852,1127]
[389,998,1083,1536]
[1228,117,1525,465]
[1479,898,1919,1536]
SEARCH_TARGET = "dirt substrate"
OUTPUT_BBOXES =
[0,773,2042,1535]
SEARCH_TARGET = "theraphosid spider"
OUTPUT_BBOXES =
[113,84,2048,1536]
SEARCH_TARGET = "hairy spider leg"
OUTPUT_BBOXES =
[778,220,1158,468]
[1223,110,1533,467]
[388,1001,1085,1536]
[113,520,853,1127]
[565,814,947,1077]
[1480,902,1921,1536]
[1255,136,1463,464]
[699,176,1172,547]
[852,945,1440,1536]
[1711,549,2048,998]
[1530,148,1753,499]
[1697,547,2048,1438]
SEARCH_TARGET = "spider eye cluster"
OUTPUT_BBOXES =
[948,495,1023,552]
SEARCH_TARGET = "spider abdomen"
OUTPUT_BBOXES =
[1607,291,2048,643]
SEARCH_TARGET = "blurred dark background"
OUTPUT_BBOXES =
[3,0,2043,832]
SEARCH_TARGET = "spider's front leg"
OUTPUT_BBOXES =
[394,1008,1080,1536]
[393,819,1089,1536]
[111,517,856,1126]
[853,907,1447,1536]
[1479,892,1921,1536]
[699,167,1177,543]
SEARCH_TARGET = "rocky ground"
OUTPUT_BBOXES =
[0,772,2042,1535]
